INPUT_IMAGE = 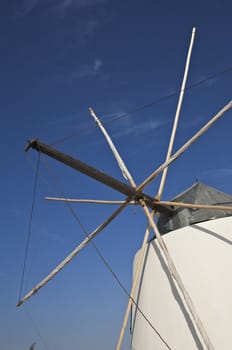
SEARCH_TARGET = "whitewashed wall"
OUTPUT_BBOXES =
[131,216,232,350]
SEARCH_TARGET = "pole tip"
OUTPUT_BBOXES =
[24,138,38,152]
[17,299,23,307]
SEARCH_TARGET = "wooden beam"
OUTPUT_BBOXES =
[157,27,196,199]
[45,197,136,205]
[25,139,173,215]
[159,200,232,211]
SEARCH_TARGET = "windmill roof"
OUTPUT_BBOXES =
[157,182,232,234]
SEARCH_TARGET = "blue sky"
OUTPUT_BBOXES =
[1,0,232,349]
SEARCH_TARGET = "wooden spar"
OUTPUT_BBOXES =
[116,212,154,350]
[140,199,215,350]
[88,106,141,350]
[25,139,172,216]
[157,27,196,200]
[25,139,135,196]
[45,196,136,205]
[45,197,232,211]
[89,107,136,187]
[137,100,232,193]
[17,198,131,307]
[158,200,232,211]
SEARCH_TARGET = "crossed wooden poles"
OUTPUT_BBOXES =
[17,26,232,350]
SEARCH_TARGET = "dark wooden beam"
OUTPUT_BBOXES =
[25,139,173,215]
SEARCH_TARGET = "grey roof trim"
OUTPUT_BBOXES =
[157,182,232,234]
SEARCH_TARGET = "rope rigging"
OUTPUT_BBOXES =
[18,151,41,302]
[51,65,232,147]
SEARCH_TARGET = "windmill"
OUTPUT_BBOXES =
[17,28,232,349]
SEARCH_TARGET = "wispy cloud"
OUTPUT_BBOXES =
[17,0,108,48]
[78,19,99,36]
[195,74,218,88]
[8,208,24,219]
[19,0,108,15]
[112,118,170,139]
[20,0,39,14]
[94,58,103,71]
[181,115,205,129]
[58,0,107,9]
[39,227,65,243]
[71,58,103,78]
[201,168,232,179]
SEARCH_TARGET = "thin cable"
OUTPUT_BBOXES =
[51,66,232,146]
[18,151,41,302]
[107,65,232,125]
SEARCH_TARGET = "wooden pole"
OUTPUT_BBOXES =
[25,139,137,197]
[17,198,131,307]
[89,107,136,187]
[157,27,196,199]
[158,200,232,211]
[137,100,232,193]
[25,139,173,215]
[116,212,154,350]
[45,196,136,205]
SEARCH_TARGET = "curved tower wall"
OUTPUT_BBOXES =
[131,216,232,350]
